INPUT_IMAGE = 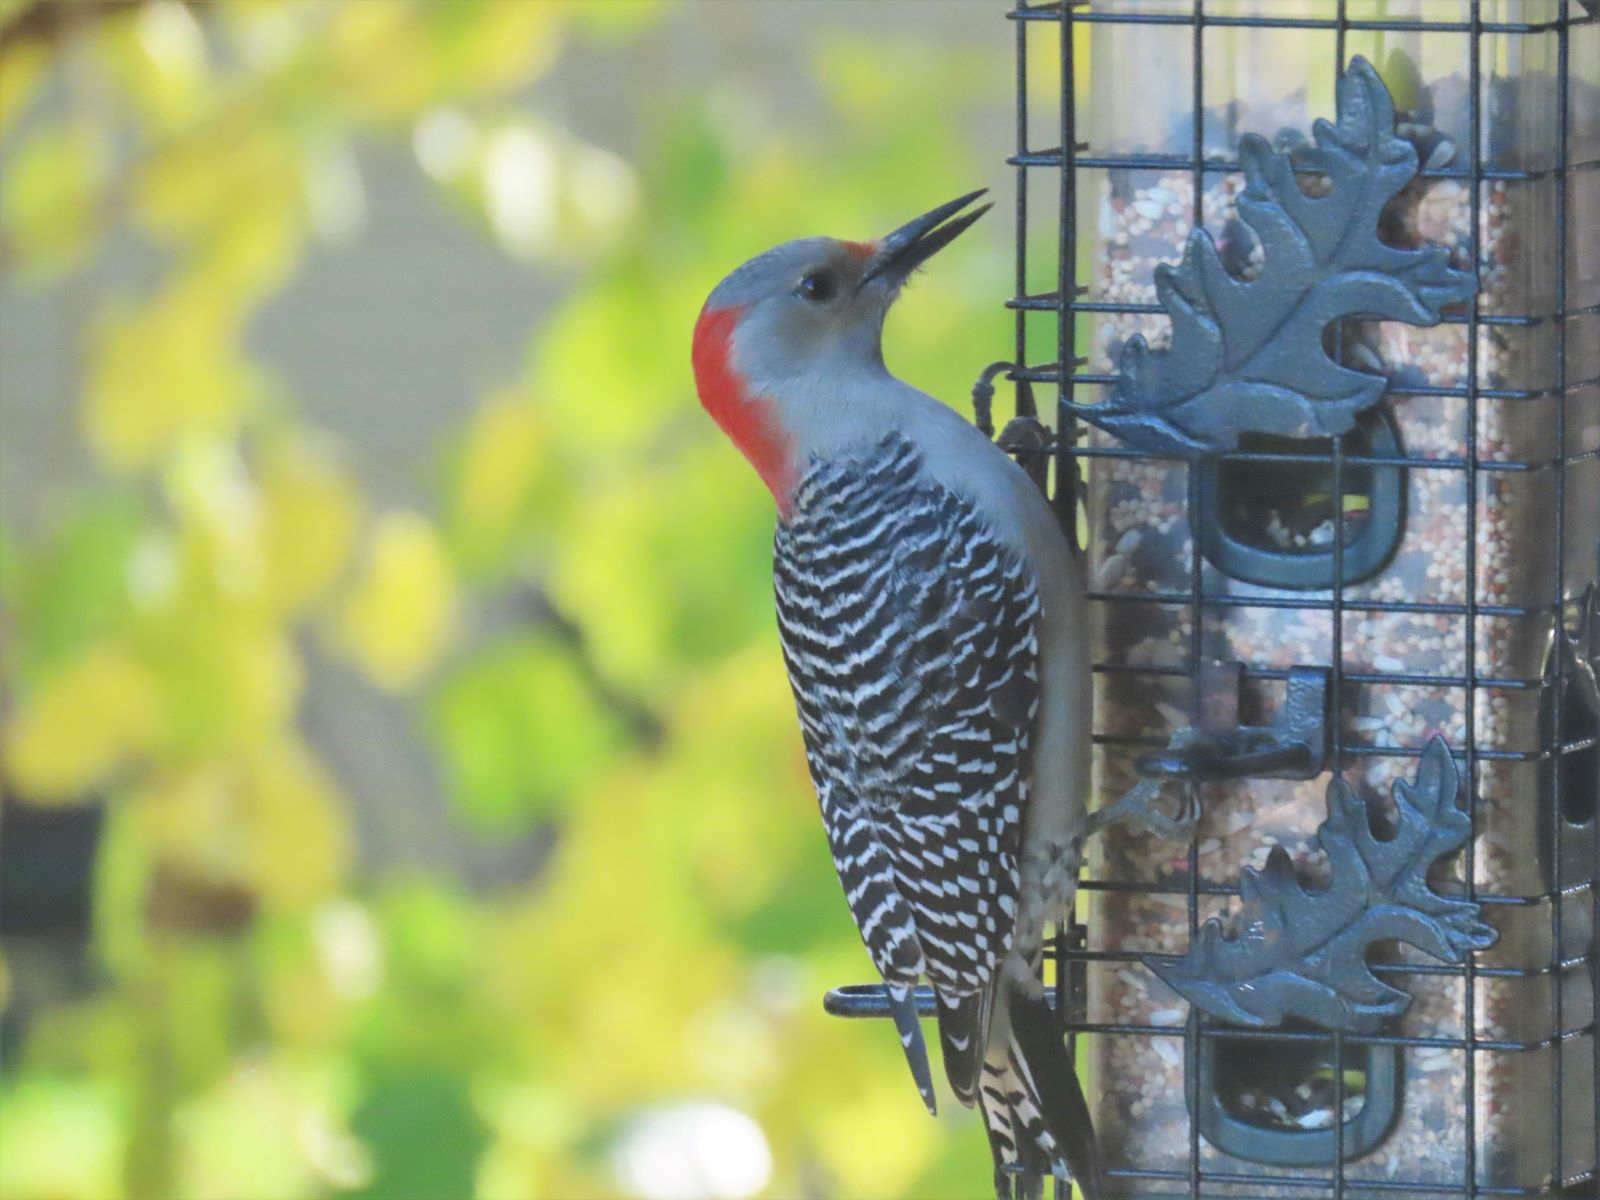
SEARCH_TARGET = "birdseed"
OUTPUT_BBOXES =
[1077,69,1599,1196]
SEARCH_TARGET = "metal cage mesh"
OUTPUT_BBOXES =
[1015,3,1597,1197]
[826,2,1597,1196]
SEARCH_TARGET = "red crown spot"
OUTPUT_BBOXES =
[841,239,878,262]
[692,304,796,514]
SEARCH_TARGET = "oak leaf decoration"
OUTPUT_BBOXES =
[1145,738,1497,1033]
[1083,56,1477,455]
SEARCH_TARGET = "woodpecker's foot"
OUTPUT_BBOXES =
[1087,776,1200,841]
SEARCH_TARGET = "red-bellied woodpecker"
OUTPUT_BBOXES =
[691,190,1099,1200]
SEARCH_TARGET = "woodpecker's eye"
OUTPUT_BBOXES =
[797,271,837,303]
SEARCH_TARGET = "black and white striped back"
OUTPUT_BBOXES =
[772,432,1040,1001]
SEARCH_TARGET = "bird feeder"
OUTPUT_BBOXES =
[828,2,1599,1197]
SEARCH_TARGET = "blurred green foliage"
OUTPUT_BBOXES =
[0,2,1011,1197]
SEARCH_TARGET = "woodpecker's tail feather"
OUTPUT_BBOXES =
[978,973,1101,1200]
[887,983,937,1116]
[934,989,988,1107]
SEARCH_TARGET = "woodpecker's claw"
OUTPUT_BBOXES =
[1087,776,1201,841]
[861,188,992,290]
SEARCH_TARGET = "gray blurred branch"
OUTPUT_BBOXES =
[518,581,665,749]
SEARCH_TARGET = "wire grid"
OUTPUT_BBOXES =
[1005,1,1599,1197]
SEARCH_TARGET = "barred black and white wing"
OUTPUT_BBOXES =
[773,433,1040,1107]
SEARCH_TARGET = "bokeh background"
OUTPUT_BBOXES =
[0,2,1041,1197]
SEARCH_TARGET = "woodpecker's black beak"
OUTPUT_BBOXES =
[860,189,991,292]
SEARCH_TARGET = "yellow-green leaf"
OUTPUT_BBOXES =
[256,435,362,615]
[84,280,258,470]
[333,512,459,690]
[3,641,158,801]
[0,123,108,277]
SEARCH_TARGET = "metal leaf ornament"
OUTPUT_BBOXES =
[1081,56,1477,455]
[1144,738,1497,1033]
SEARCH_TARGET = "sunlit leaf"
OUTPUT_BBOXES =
[176,1056,369,1200]
[131,738,348,910]
[0,122,109,277]
[446,389,550,575]
[84,277,261,470]
[129,764,253,897]
[130,610,300,758]
[530,271,690,456]
[3,640,158,801]
[94,0,211,131]
[325,1,434,117]
[1,491,143,683]
[375,883,478,997]
[814,1072,942,1199]
[326,0,563,122]
[256,433,362,615]
[353,883,496,1070]
[133,126,304,301]
[91,793,154,977]
[429,633,630,832]
[420,0,565,99]
[566,0,671,39]
[644,647,815,920]
[0,1076,123,1200]
[333,512,459,690]
[647,107,733,233]
[548,442,777,695]
[241,739,352,908]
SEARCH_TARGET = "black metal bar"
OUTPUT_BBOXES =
[1066,443,1600,471]
[1008,364,1600,403]
[1331,18,1349,1190]
[1006,149,1600,183]
[1006,294,1600,329]
[1054,5,1080,1197]
[1016,2,1029,383]
[1463,7,1483,1195]
[1096,1165,1591,1199]
[1085,589,1555,621]
[1010,4,1594,37]
[1057,444,1585,469]
[1065,875,1595,908]
[1091,733,1579,769]
[1056,0,1077,542]
[1100,1023,1594,1057]
[824,984,1593,1057]
[1093,660,1571,689]
[1186,6,1205,1198]
[1551,3,1572,1192]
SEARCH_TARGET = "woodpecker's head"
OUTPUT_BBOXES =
[692,189,991,510]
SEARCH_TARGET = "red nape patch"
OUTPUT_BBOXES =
[691,304,796,512]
